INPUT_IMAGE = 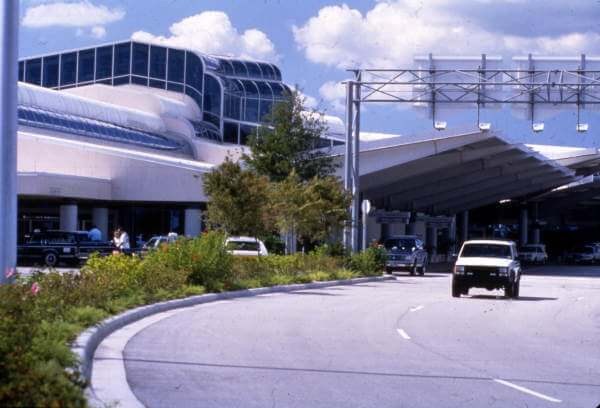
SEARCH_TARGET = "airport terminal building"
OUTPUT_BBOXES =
[16,41,600,254]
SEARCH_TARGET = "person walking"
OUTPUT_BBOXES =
[117,226,130,254]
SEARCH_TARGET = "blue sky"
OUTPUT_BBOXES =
[18,0,600,147]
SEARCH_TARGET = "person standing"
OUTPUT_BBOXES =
[118,227,130,253]
[88,225,102,241]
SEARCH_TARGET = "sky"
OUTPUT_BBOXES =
[17,0,600,147]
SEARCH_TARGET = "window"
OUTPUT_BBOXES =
[149,79,165,89]
[185,86,203,110]
[218,59,234,75]
[185,52,203,92]
[18,61,24,81]
[167,82,183,92]
[271,65,282,80]
[60,52,77,86]
[95,46,113,80]
[241,80,259,123]
[223,121,239,144]
[113,76,130,86]
[167,48,184,83]
[131,76,148,86]
[384,238,417,251]
[460,244,512,259]
[25,58,42,85]
[245,62,262,78]
[223,79,243,120]
[132,42,149,76]
[77,49,95,83]
[231,60,248,77]
[150,45,167,79]
[42,55,59,87]
[114,42,131,76]
[203,75,221,116]
[256,81,273,121]
[259,63,275,80]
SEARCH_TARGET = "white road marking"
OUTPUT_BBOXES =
[396,329,411,340]
[493,379,562,403]
[410,305,424,312]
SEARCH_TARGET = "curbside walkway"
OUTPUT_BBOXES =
[71,275,393,406]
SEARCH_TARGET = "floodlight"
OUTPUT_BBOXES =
[434,121,447,131]
[532,122,545,133]
[499,199,511,204]
[576,123,589,133]
[478,122,491,131]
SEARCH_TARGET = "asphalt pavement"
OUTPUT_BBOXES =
[116,266,600,407]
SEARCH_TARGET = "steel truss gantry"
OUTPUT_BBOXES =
[344,53,599,253]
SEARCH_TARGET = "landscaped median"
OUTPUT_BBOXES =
[0,231,387,407]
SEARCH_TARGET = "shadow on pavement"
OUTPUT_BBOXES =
[523,265,600,279]
[468,295,558,302]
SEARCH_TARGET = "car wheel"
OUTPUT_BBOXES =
[43,252,59,268]
[419,258,427,275]
[410,262,417,276]
[513,280,520,298]
[451,279,461,298]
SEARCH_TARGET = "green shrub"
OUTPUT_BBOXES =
[186,231,233,292]
[347,247,386,276]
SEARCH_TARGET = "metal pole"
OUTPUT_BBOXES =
[343,81,354,251]
[0,0,19,284]
[351,71,361,253]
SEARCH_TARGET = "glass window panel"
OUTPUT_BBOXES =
[255,81,273,98]
[245,62,262,78]
[60,53,77,86]
[167,48,184,83]
[185,86,203,110]
[244,98,259,123]
[270,83,285,98]
[231,60,248,77]
[149,45,167,79]
[25,58,42,85]
[95,78,112,85]
[240,80,259,96]
[95,45,113,79]
[271,64,282,80]
[167,82,183,92]
[149,79,165,89]
[131,75,148,86]
[219,59,234,75]
[260,100,273,122]
[113,76,130,85]
[114,42,131,76]
[259,63,275,79]
[203,112,220,128]
[77,49,95,83]
[18,61,24,81]
[132,42,149,76]
[203,75,221,116]
[42,55,59,87]
[185,52,203,92]
[240,125,256,145]
[224,94,241,120]
[223,121,239,144]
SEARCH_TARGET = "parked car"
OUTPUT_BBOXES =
[383,235,428,275]
[18,230,114,267]
[138,233,179,256]
[565,245,596,264]
[518,244,548,264]
[452,240,521,298]
[588,242,600,262]
[225,236,268,256]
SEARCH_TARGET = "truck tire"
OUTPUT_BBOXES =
[505,282,514,298]
[43,251,59,267]
[513,280,520,298]
[452,279,462,298]
[410,262,417,276]
[419,258,427,275]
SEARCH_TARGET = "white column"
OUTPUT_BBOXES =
[461,210,469,242]
[520,208,528,245]
[184,208,202,237]
[92,207,109,240]
[60,204,78,231]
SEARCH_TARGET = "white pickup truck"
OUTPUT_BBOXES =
[452,240,521,298]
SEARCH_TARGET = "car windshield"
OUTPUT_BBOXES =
[227,241,259,251]
[145,237,160,248]
[461,243,512,259]
[384,238,416,251]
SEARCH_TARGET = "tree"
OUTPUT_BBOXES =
[269,172,351,244]
[243,90,337,182]
[202,158,271,238]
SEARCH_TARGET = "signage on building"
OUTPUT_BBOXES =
[374,210,411,224]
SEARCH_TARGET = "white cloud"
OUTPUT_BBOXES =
[293,1,600,70]
[22,1,124,28]
[90,25,106,39]
[131,11,278,62]
[319,80,347,112]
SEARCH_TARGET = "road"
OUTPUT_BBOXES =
[120,266,600,407]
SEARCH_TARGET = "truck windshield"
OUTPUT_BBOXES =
[384,238,416,251]
[227,241,259,251]
[461,244,512,259]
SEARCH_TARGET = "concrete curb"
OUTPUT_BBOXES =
[71,275,392,402]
